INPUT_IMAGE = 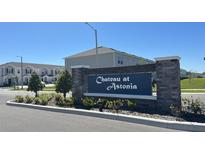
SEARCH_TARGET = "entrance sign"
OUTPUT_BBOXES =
[87,73,152,96]
[72,56,181,112]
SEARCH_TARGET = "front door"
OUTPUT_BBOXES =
[8,78,12,86]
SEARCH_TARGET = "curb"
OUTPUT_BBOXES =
[6,100,205,132]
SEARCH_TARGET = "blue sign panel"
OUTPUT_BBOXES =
[87,73,152,96]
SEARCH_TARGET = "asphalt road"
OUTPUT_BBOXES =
[0,89,178,132]
[182,93,205,101]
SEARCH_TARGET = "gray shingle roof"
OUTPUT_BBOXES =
[65,46,115,59]
[64,46,154,63]
[0,62,64,69]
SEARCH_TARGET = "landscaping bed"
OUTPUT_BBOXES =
[13,94,205,123]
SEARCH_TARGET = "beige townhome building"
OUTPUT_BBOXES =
[0,62,64,86]
[64,46,154,71]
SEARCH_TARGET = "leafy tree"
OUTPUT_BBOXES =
[28,72,43,97]
[55,70,72,98]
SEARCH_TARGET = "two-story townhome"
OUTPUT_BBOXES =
[0,62,64,86]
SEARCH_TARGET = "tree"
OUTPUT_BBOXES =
[55,70,72,98]
[28,72,43,97]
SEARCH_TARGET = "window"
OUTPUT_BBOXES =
[117,56,123,65]
[55,69,60,75]
[25,67,32,74]
[6,66,14,74]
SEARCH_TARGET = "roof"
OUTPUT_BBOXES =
[65,46,115,59]
[0,62,64,69]
[64,46,154,63]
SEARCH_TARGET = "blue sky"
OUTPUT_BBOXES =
[0,22,204,72]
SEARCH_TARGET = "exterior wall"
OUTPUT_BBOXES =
[0,63,63,86]
[114,52,153,67]
[65,52,154,72]
[65,53,114,71]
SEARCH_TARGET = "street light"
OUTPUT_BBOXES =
[17,56,23,89]
[85,22,98,67]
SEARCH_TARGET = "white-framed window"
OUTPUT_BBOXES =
[5,66,14,74]
[117,56,123,65]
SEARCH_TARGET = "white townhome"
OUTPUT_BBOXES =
[64,46,154,71]
[0,62,64,86]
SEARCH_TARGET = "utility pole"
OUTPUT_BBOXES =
[17,56,23,89]
[85,22,98,68]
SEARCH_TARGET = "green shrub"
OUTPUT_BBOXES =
[31,94,54,106]
[24,95,34,104]
[40,97,49,105]
[170,104,181,116]
[182,97,191,106]
[105,99,123,112]
[190,98,202,114]
[55,93,64,102]
[55,93,65,106]
[39,93,54,101]
[127,99,137,111]
[97,98,106,112]
[15,95,24,103]
[82,97,96,109]
[34,97,41,105]
[182,97,203,114]
[55,97,74,107]
[64,97,74,107]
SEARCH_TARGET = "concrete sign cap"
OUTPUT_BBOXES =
[155,56,181,61]
[71,65,90,69]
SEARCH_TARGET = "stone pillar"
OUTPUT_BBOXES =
[71,65,89,107]
[155,56,181,112]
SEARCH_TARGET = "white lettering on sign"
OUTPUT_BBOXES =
[96,76,121,84]
[107,83,138,91]
[95,76,138,91]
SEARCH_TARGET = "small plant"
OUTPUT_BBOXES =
[55,93,64,102]
[113,100,123,112]
[40,96,49,105]
[182,97,191,106]
[15,95,24,103]
[97,98,106,112]
[24,95,34,104]
[39,93,54,102]
[190,98,202,114]
[182,97,203,114]
[34,97,41,105]
[64,97,74,107]
[170,104,181,116]
[106,99,123,113]
[82,97,96,109]
[127,99,137,111]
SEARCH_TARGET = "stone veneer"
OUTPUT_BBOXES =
[155,57,181,112]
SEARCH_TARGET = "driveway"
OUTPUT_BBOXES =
[0,88,179,132]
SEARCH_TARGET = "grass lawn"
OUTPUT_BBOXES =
[181,78,205,89]
[43,86,56,91]
[9,86,56,92]
[181,89,205,93]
